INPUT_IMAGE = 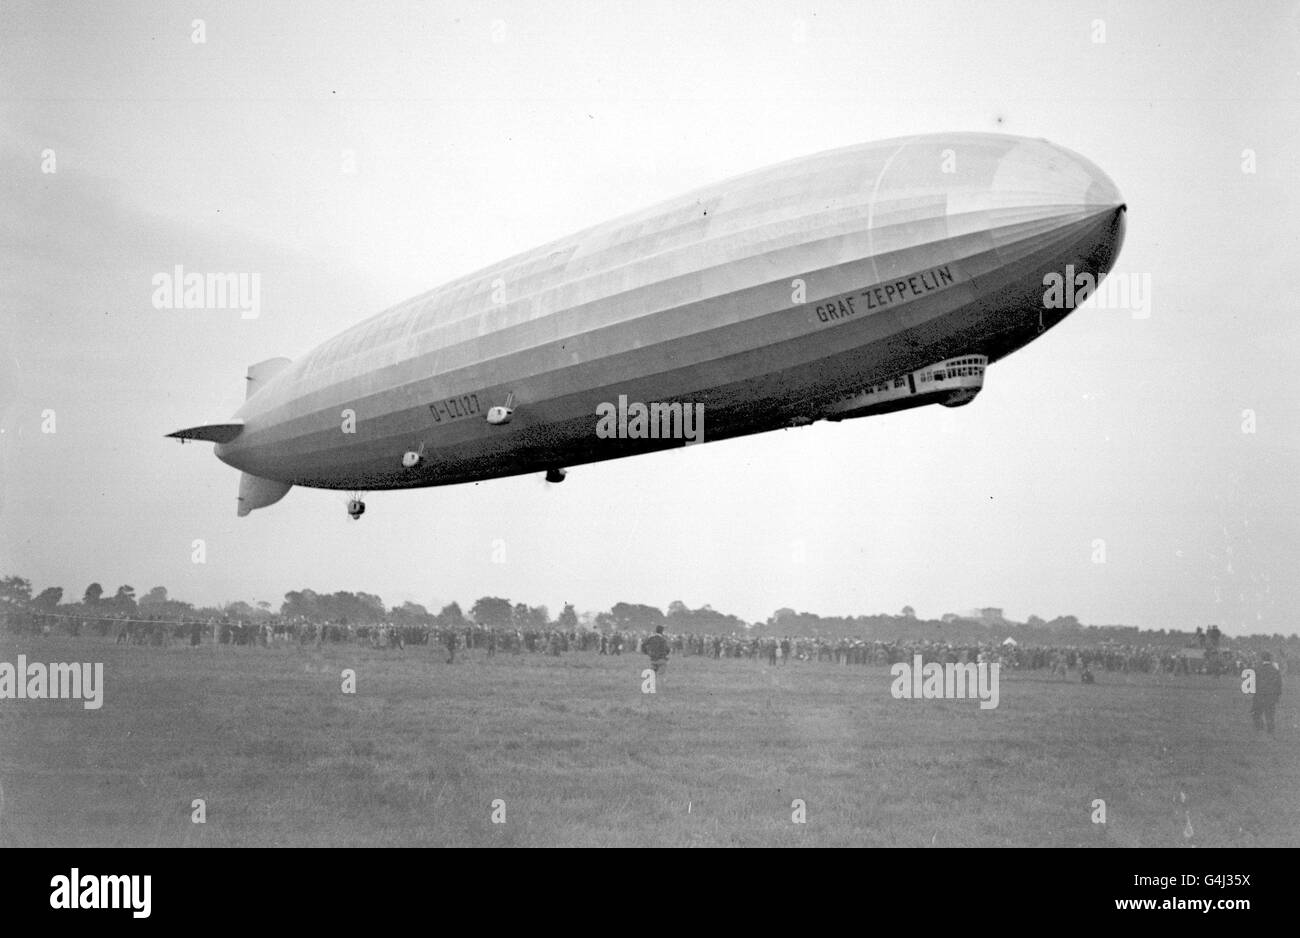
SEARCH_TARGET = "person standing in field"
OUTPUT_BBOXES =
[1253,652,1283,735]
[643,625,671,684]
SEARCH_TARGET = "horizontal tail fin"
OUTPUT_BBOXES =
[237,472,292,517]
[166,421,244,444]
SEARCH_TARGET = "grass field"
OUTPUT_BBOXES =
[1,633,1296,847]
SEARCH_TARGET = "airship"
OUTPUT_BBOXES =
[169,132,1126,518]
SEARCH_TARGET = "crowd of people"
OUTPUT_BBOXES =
[3,607,1290,678]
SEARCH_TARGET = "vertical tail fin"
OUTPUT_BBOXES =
[245,357,292,399]
[237,472,292,517]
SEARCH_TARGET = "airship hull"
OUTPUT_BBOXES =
[193,133,1124,503]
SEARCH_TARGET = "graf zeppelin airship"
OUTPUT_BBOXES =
[169,132,1125,518]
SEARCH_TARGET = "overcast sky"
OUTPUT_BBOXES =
[1,0,1297,634]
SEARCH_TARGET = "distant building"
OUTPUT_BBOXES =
[960,607,1005,624]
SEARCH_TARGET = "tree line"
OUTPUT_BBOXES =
[2,573,1295,646]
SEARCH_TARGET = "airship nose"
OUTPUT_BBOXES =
[980,135,1127,277]
[996,136,1125,212]
[1095,200,1126,277]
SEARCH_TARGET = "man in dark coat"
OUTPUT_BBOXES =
[643,625,671,680]
[1253,652,1283,734]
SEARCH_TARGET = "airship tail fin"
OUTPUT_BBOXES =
[246,357,292,399]
[166,421,245,444]
[237,472,292,517]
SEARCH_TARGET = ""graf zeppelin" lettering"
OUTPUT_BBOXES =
[814,264,956,323]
